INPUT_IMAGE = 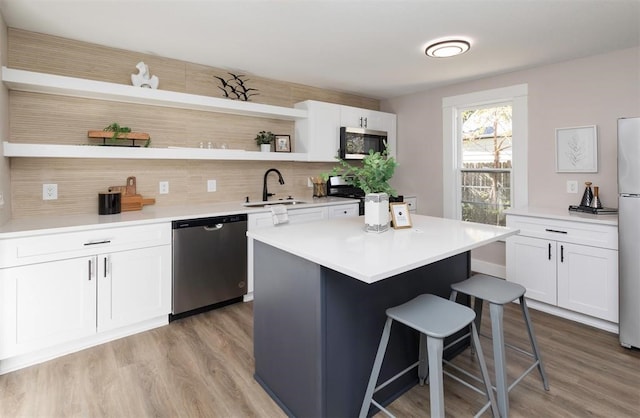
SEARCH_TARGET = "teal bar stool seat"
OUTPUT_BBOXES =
[450,273,550,418]
[359,294,499,418]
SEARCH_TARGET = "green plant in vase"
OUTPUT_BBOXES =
[325,147,398,196]
[255,130,275,151]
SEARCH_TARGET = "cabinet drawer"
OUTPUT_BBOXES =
[506,215,617,250]
[328,204,358,218]
[0,223,171,267]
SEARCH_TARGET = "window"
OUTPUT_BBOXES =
[443,85,528,225]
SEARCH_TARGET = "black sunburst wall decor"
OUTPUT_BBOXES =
[214,73,259,101]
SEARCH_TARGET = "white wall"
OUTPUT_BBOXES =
[382,47,640,271]
[0,14,9,225]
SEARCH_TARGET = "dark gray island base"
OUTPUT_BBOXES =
[253,241,471,418]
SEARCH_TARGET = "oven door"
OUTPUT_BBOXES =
[340,127,387,160]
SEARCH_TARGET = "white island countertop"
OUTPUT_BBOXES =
[247,214,518,284]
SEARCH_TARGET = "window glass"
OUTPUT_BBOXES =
[460,105,512,226]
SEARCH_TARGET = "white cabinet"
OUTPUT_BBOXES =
[340,105,391,131]
[294,100,341,162]
[506,210,618,328]
[0,257,96,359]
[96,245,171,332]
[0,223,171,367]
[295,100,397,162]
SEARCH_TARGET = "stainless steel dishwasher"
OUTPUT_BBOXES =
[171,214,248,319]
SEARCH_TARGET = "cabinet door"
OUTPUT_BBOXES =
[557,242,619,322]
[340,106,387,130]
[294,100,341,162]
[97,245,171,332]
[506,235,557,305]
[0,257,96,358]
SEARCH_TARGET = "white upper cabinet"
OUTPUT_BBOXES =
[340,105,390,131]
[294,100,341,162]
[294,100,397,162]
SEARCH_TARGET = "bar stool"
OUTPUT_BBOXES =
[359,294,499,418]
[450,274,550,418]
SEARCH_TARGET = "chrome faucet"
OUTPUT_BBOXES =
[263,168,285,201]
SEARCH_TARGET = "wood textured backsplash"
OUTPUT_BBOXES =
[6,29,378,218]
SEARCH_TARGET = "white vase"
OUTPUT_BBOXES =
[260,143,271,152]
[364,192,389,233]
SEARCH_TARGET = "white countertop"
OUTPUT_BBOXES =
[247,214,517,284]
[505,206,618,226]
[0,196,356,238]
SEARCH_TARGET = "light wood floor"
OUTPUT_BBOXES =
[0,301,639,417]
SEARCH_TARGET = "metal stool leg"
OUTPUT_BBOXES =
[359,317,393,418]
[471,321,499,418]
[426,336,445,418]
[418,332,428,385]
[489,302,509,418]
[519,296,550,391]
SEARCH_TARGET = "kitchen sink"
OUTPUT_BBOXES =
[242,199,308,208]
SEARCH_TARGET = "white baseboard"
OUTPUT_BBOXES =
[470,258,505,278]
[524,299,618,334]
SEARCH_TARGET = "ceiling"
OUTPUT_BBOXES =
[0,0,638,100]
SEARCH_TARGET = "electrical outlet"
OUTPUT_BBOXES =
[43,183,58,200]
[207,179,217,192]
[567,180,578,194]
[308,178,313,188]
[0,192,4,207]
[159,181,169,195]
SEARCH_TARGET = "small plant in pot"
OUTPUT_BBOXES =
[255,131,275,152]
[326,147,398,232]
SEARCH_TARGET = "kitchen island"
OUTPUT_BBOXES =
[247,214,517,417]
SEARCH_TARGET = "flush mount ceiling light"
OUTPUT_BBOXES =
[425,39,470,58]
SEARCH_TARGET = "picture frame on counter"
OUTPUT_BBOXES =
[390,202,412,229]
[275,135,291,152]
[555,125,598,173]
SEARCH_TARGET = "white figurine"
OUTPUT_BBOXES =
[131,61,159,89]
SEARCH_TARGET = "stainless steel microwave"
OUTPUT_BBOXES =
[339,127,388,160]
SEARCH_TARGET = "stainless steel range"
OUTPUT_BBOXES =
[326,176,402,215]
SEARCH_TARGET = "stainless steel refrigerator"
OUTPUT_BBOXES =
[618,116,640,349]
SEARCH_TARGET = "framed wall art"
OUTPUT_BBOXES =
[274,135,291,153]
[555,125,598,173]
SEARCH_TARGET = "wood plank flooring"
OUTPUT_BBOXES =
[0,301,638,417]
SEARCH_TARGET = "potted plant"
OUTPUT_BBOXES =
[326,147,398,232]
[255,130,275,152]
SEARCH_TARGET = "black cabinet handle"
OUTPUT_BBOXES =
[84,240,111,246]
[561,245,564,263]
[548,243,551,260]
[545,228,567,234]
[88,259,92,281]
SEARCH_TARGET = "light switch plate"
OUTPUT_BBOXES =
[567,180,578,194]
[43,183,58,200]
[207,179,217,192]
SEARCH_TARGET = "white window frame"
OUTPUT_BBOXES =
[442,84,528,220]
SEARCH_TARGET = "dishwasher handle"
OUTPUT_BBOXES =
[203,224,224,231]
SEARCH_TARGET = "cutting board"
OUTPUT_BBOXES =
[107,176,155,211]
[121,194,156,212]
